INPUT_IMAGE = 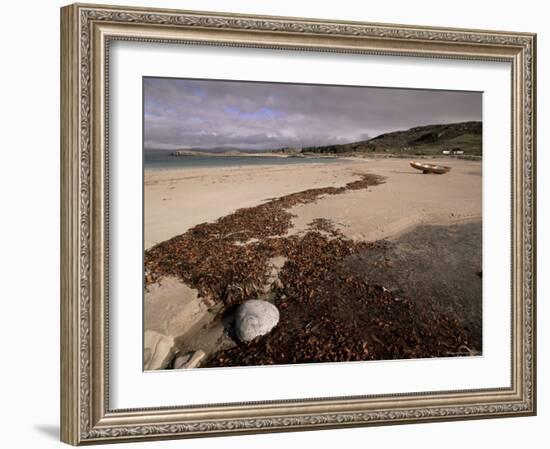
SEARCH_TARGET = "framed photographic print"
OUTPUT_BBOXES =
[60,3,537,445]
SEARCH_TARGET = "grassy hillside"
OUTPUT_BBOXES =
[301,121,482,156]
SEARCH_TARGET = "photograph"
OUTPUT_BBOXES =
[142,77,483,370]
[57,2,536,444]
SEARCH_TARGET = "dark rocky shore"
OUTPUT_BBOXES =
[145,173,482,368]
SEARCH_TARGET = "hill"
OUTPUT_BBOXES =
[301,121,482,156]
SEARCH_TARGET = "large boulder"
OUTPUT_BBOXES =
[235,300,280,343]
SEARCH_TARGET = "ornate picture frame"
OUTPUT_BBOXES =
[60,3,536,445]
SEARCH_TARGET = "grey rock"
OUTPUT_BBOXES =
[185,350,206,369]
[173,353,192,369]
[235,300,280,343]
[143,331,176,370]
[173,350,206,369]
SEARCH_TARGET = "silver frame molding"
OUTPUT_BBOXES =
[60,3,536,445]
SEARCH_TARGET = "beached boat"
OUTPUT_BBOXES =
[409,161,451,175]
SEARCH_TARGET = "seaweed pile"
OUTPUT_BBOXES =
[145,172,474,367]
[208,233,470,366]
[145,174,383,306]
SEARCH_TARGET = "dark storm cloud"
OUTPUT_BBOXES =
[143,77,481,150]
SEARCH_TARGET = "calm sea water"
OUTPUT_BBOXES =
[144,151,344,170]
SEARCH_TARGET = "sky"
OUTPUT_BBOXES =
[143,77,482,151]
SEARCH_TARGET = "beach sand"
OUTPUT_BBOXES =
[145,158,481,249]
[144,157,482,369]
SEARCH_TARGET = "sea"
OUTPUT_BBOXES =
[144,150,344,170]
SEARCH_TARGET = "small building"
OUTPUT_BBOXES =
[442,150,451,155]
[452,150,464,155]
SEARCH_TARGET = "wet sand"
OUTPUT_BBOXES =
[346,221,482,352]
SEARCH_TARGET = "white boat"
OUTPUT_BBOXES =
[409,160,451,175]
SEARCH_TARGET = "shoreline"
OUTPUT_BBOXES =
[145,157,482,248]
[144,159,344,173]
[144,160,362,249]
[144,152,481,171]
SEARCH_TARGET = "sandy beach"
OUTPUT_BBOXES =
[145,158,481,249]
[143,157,482,370]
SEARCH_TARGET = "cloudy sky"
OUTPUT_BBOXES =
[144,77,481,151]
